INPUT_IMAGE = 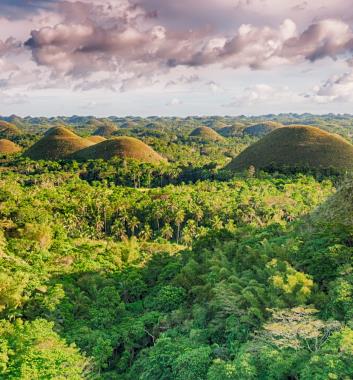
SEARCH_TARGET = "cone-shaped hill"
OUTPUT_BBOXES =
[313,180,353,227]
[71,136,167,163]
[0,139,21,154]
[86,135,106,144]
[243,121,283,137]
[93,124,118,137]
[0,120,22,139]
[219,124,243,137]
[190,126,225,141]
[226,125,353,172]
[24,126,93,160]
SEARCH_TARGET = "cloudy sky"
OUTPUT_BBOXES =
[1,0,353,116]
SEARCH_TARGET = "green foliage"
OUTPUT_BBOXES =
[0,319,88,379]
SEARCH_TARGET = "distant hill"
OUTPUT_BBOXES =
[243,121,283,137]
[190,126,225,141]
[93,124,118,137]
[0,120,22,139]
[24,126,93,160]
[71,136,167,163]
[218,124,244,137]
[86,135,106,144]
[0,139,21,154]
[226,125,353,172]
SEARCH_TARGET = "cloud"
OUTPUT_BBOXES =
[0,0,353,94]
[283,19,353,61]
[224,84,301,107]
[166,97,182,106]
[0,90,28,105]
[306,71,353,103]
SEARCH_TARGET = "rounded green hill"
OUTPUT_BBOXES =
[243,121,283,137]
[226,125,353,172]
[93,124,118,137]
[24,126,93,160]
[71,136,167,163]
[218,124,243,137]
[190,126,225,141]
[0,139,21,154]
[0,120,22,139]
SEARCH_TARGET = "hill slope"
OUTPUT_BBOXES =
[86,135,107,144]
[0,139,21,154]
[72,136,167,163]
[190,126,225,141]
[243,121,283,137]
[24,126,93,160]
[227,125,353,171]
[0,120,22,139]
[314,180,353,227]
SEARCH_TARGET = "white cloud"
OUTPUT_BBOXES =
[166,97,182,106]
[224,84,301,107]
[306,70,353,103]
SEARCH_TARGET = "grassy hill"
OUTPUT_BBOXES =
[71,136,167,163]
[227,125,353,172]
[93,124,118,137]
[0,139,21,154]
[0,120,22,139]
[24,126,93,160]
[218,124,244,137]
[243,121,283,137]
[313,179,353,227]
[86,135,106,144]
[190,126,225,141]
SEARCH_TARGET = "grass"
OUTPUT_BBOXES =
[243,121,283,137]
[0,120,22,138]
[190,126,225,141]
[86,136,107,144]
[24,126,93,160]
[0,139,21,154]
[71,136,167,163]
[227,125,353,171]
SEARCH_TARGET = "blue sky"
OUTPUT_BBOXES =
[0,0,353,116]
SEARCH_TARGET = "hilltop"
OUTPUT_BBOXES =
[190,126,225,141]
[71,136,167,163]
[0,139,21,154]
[24,126,93,160]
[243,121,283,137]
[227,125,353,172]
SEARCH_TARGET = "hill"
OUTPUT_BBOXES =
[0,139,21,154]
[243,121,283,137]
[0,120,22,139]
[314,179,353,227]
[86,135,106,144]
[93,124,118,137]
[24,126,93,160]
[190,126,225,141]
[226,125,353,172]
[218,124,243,137]
[71,136,167,163]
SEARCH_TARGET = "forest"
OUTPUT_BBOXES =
[0,114,353,379]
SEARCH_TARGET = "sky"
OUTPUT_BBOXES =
[1,0,353,117]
